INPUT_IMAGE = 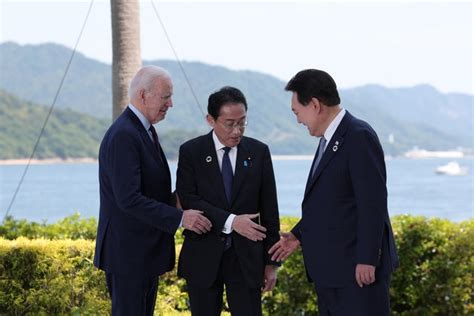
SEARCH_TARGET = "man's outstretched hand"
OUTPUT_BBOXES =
[268,232,300,262]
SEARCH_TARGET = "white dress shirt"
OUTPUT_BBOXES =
[321,108,346,152]
[128,103,155,141]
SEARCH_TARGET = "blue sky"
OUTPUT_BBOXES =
[1,0,472,94]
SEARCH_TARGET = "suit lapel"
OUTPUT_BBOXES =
[125,107,167,167]
[303,111,353,200]
[231,139,250,205]
[304,145,320,196]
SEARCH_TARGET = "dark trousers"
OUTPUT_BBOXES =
[106,272,159,316]
[315,275,391,316]
[187,247,262,316]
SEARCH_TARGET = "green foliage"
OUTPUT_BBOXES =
[0,90,109,159]
[0,215,472,314]
[160,129,203,160]
[0,212,97,240]
[262,217,317,315]
[390,215,474,315]
[0,238,109,315]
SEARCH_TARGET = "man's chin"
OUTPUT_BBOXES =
[229,138,241,147]
[154,114,166,123]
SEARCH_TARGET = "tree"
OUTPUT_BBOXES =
[110,0,142,120]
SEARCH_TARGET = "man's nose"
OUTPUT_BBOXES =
[232,127,242,136]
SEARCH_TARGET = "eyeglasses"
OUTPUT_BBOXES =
[218,119,248,131]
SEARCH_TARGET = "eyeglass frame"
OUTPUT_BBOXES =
[216,118,248,131]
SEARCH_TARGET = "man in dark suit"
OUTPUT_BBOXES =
[269,69,399,315]
[94,65,212,316]
[176,86,280,316]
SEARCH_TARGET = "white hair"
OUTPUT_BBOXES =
[128,65,171,99]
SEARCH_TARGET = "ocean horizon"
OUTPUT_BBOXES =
[1,156,472,223]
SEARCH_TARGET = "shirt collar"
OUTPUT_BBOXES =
[323,108,346,143]
[212,131,234,151]
[128,103,151,131]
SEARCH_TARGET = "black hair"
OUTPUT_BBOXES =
[285,69,340,106]
[208,86,248,119]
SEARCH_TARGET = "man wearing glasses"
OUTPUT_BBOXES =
[176,86,281,315]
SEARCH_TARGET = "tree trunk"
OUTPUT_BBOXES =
[111,0,141,121]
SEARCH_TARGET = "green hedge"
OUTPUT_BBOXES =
[0,215,472,315]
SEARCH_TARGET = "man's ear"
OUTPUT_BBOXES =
[139,89,146,104]
[206,114,215,128]
[310,97,320,112]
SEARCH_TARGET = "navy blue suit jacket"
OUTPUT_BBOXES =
[94,107,182,277]
[292,111,399,287]
[176,132,280,288]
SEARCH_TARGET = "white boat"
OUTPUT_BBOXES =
[435,161,468,176]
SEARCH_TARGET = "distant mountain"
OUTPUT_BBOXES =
[0,41,472,156]
[0,89,107,159]
[0,90,201,159]
[341,85,473,148]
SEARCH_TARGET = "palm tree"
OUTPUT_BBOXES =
[111,0,141,120]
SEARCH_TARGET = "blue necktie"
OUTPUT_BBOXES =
[221,147,233,251]
[311,137,327,178]
[222,147,233,204]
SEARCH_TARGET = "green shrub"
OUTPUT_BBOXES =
[390,215,473,315]
[0,238,109,315]
[0,213,97,240]
[0,215,472,315]
[262,217,317,315]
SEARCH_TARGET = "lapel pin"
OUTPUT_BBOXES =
[246,157,252,167]
[206,156,212,163]
[333,145,338,152]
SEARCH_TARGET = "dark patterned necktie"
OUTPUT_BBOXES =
[149,125,165,164]
[222,147,233,204]
[149,125,159,152]
[222,146,234,250]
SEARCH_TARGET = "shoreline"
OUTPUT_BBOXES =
[0,158,98,165]
[1,154,472,166]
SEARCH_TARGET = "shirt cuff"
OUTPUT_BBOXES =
[179,212,184,228]
[222,214,236,234]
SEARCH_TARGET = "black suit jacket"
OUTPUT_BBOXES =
[292,111,399,287]
[176,131,280,288]
[93,107,182,277]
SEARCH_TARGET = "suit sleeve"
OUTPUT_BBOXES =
[176,143,231,233]
[290,220,303,242]
[259,145,281,265]
[349,129,387,266]
[107,130,182,235]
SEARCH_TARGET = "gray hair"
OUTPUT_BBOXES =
[128,65,171,99]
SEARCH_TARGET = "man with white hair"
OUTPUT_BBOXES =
[94,65,212,315]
